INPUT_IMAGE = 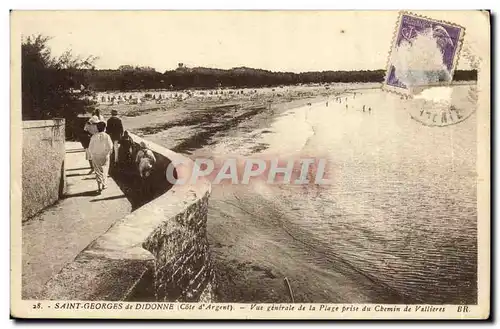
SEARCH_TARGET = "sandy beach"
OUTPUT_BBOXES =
[97,84,348,154]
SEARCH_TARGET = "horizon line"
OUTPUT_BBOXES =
[88,65,477,74]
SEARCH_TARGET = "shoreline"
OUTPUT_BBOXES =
[117,86,344,155]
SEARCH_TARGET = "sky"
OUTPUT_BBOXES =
[12,11,486,73]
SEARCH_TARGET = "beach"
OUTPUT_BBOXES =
[104,83,477,304]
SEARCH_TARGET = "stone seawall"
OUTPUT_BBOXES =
[39,133,213,302]
[22,119,66,222]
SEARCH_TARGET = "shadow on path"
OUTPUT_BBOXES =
[111,163,172,211]
[66,167,91,172]
[22,141,133,299]
[66,149,85,154]
[90,194,127,202]
[62,190,100,198]
[67,173,90,177]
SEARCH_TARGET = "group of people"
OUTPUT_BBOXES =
[81,109,156,193]
[331,94,372,113]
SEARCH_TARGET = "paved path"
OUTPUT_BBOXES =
[22,142,132,299]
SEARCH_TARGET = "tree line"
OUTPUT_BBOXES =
[81,65,477,92]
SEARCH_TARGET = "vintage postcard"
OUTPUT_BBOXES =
[10,10,490,320]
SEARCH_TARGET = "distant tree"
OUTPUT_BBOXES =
[136,66,157,72]
[22,34,97,121]
[118,65,157,73]
[118,64,135,71]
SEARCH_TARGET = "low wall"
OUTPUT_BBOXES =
[22,119,66,221]
[39,133,214,302]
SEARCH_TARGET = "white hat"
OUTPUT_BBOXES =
[89,115,100,124]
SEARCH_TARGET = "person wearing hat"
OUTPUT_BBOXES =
[106,109,124,164]
[88,121,113,193]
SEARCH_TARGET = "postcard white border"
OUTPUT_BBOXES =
[9,9,491,321]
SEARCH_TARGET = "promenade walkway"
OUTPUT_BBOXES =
[22,142,132,299]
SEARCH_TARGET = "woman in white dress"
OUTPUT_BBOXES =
[88,121,113,192]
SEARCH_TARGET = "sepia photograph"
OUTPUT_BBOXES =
[10,10,490,319]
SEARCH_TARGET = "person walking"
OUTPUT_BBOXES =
[88,121,113,193]
[83,116,100,174]
[106,109,124,164]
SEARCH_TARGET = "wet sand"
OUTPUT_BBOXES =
[97,84,357,154]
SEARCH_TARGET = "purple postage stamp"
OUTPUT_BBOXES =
[383,12,465,95]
